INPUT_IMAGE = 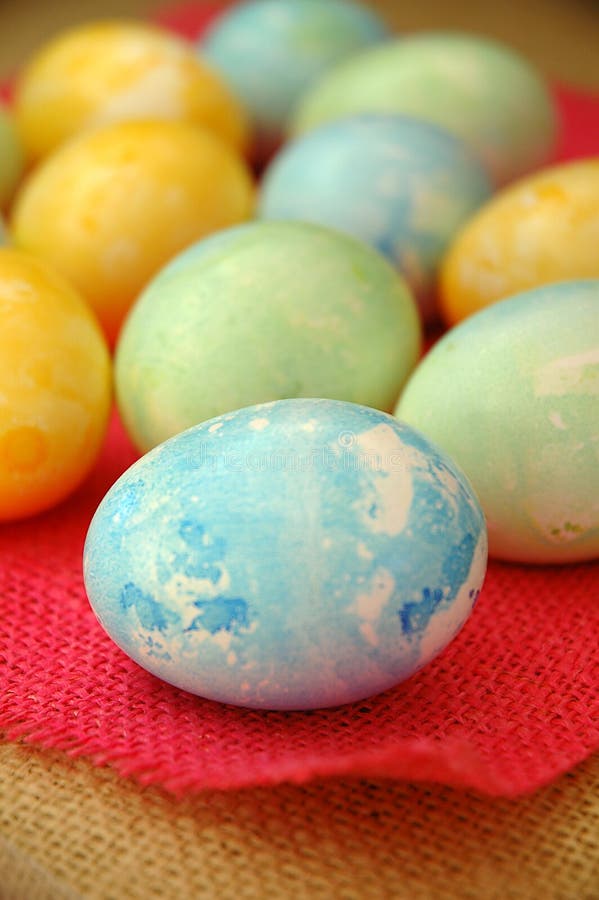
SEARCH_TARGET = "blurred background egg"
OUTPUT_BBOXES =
[439,158,599,325]
[12,20,249,163]
[199,0,389,158]
[84,398,487,710]
[10,119,255,344]
[115,220,421,452]
[0,104,24,210]
[259,113,492,321]
[395,280,599,564]
[291,31,558,186]
[0,248,111,522]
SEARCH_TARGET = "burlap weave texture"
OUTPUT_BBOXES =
[1,740,598,899]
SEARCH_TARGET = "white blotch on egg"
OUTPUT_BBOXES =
[249,418,270,430]
[353,424,413,536]
[549,411,567,430]
[534,348,599,397]
[351,568,395,621]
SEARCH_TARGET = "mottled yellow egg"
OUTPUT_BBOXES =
[10,119,255,343]
[0,248,111,521]
[13,20,249,163]
[439,159,599,325]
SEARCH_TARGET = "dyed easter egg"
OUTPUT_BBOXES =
[0,104,23,209]
[396,280,599,564]
[439,159,599,325]
[13,20,249,163]
[84,398,487,709]
[199,0,388,152]
[292,32,557,186]
[115,220,421,452]
[0,248,111,521]
[10,119,254,344]
[259,114,492,320]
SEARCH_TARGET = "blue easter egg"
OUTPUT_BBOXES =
[84,399,487,710]
[198,0,388,146]
[258,113,493,320]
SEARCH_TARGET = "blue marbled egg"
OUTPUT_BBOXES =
[84,399,487,709]
[199,0,388,148]
[259,114,493,320]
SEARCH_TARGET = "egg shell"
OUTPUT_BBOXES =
[395,280,599,564]
[115,220,421,452]
[259,113,492,320]
[291,32,557,186]
[10,119,255,345]
[13,20,249,163]
[439,159,599,325]
[83,398,487,710]
[0,248,111,521]
[0,104,24,210]
[199,0,388,147]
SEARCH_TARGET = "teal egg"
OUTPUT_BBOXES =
[396,281,599,563]
[259,114,492,320]
[198,0,388,148]
[291,32,557,186]
[115,221,421,452]
[84,398,487,710]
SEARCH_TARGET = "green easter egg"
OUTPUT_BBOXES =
[116,221,421,451]
[291,32,557,186]
[0,105,24,209]
[395,280,599,564]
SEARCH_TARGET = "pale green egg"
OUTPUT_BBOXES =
[291,32,557,187]
[116,221,421,452]
[0,105,24,210]
[395,281,599,564]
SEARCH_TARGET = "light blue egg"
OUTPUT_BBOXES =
[198,0,389,145]
[84,399,487,710]
[259,113,493,320]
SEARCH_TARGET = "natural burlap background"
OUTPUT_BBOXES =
[1,1,598,897]
[1,740,598,900]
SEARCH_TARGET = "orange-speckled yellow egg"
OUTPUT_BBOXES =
[0,248,111,522]
[13,20,249,163]
[10,119,255,343]
[439,158,599,325]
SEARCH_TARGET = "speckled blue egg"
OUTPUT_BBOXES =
[259,114,492,320]
[198,0,389,151]
[84,399,487,710]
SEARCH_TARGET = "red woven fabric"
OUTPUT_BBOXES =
[1,78,598,797]
[151,1,234,39]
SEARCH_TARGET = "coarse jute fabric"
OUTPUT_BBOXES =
[1,741,598,900]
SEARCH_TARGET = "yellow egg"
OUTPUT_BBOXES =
[10,119,255,343]
[13,20,249,163]
[439,158,599,325]
[0,104,24,209]
[0,248,111,521]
